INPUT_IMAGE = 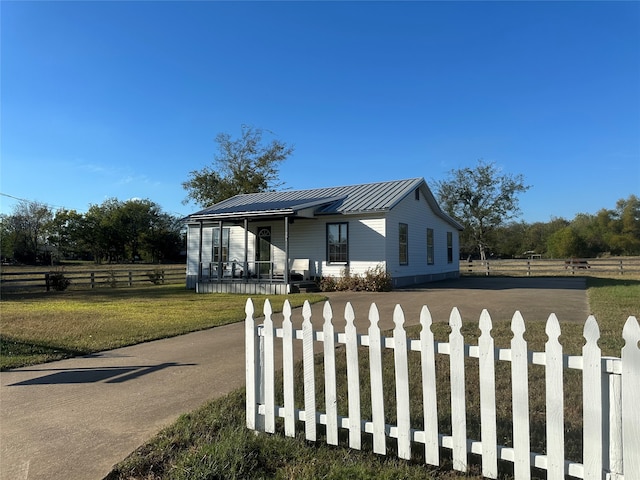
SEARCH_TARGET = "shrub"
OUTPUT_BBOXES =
[146,268,165,285]
[48,270,71,291]
[319,265,392,292]
[319,276,337,292]
[362,264,392,291]
[106,269,118,288]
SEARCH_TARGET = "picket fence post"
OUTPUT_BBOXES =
[449,307,467,471]
[368,303,386,455]
[582,315,603,479]
[545,314,565,480]
[478,309,497,478]
[511,311,531,480]
[323,301,339,446]
[622,316,640,478]
[420,305,439,466]
[282,300,295,437]
[302,301,316,441]
[393,305,411,460]
[344,302,361,450]
[262,300,276,433]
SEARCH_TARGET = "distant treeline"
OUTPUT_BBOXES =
[1,198,184,265]
[461,195,640,259]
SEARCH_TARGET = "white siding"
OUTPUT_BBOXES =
[288,214,387,278]
[385,189,460,285]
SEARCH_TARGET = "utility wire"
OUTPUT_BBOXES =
[0,192,68,212]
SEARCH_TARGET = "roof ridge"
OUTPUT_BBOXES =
[231,177,423,198]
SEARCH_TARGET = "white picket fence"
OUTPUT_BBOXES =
[245,299,640,480]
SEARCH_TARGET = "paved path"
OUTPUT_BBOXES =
[0,277,589,480]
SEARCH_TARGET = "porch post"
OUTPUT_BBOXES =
[198,221,203,280]
[218,220,224,279]
[244,218,249,283]
[284,216,290,292]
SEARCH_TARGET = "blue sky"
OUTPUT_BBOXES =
[2,1,639,223]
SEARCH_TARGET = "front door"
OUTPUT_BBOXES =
[256,227,271,277]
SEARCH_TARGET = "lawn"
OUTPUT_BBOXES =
[0,284,325,370]
[106,275,639,480]
[3,275,638,479]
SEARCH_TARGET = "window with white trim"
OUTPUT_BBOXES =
[327,223,348,263]
[399,223,408,265]
[427,228,434,265]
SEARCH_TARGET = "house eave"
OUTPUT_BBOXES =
[188,209,296,222]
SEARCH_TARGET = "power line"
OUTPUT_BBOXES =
[0,192,69,212]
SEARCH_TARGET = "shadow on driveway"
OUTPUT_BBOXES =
[401,276,587,291]
[8,362,195,386]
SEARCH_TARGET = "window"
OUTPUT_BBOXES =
[427,228,434,265]
[399,223,408,265]
[447,231,453,263]
[212,227,230,262]
[327,223,348,263]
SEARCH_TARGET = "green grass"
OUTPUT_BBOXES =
[106,275,640,480]
[0,284,325,370]
[5,275,638,478]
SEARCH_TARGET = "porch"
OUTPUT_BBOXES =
[194,259,315,295]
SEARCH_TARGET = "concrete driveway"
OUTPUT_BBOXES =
[0,277,589,480]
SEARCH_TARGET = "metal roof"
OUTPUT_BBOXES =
[188,178,463,229]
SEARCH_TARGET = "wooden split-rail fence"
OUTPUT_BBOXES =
[245,299,640,480]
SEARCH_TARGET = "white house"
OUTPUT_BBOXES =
[185,178,463,293]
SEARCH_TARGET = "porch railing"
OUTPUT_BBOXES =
[198,261,283,283]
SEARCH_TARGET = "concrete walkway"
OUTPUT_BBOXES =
[0,277,589,480]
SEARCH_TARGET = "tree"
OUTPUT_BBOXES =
[435,160,530,260]
[546,226,589,258]
[2,201,54,263]
[81,198,183,263]
[48,209,87,261]
[182,125,294,207]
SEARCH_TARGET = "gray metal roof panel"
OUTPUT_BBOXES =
[188,178,462,230]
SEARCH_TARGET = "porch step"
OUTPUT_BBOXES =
[292,281,321,293]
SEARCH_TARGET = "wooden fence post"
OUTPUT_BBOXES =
[45,273,50,291]
[91,272,95,289]
[128,271,133,287]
